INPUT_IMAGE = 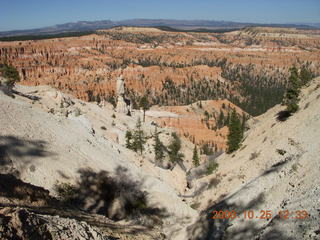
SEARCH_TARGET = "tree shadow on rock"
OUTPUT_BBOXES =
[55,166,168,228]
[0,173,57,206]
[0,135,54,176]
[276,111,292,122]
[187,191,293,240]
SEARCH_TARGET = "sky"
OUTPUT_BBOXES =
[1,0,320,31]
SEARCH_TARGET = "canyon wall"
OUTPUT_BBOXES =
[1,27,319,150]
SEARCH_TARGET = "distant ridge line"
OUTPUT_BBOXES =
[0,19,317,37]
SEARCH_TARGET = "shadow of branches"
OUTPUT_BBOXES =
[276,111,292,122]
[0,135,54,176]
[55,166,167,227]
[186,191,294,240]
[0,173,54,204]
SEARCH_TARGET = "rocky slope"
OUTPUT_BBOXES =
[186,77,320,239]
[0,174,163,240]
[0,84,198,239]
[1,75,319,239]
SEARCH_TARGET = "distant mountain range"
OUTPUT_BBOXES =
[0,19,318,37]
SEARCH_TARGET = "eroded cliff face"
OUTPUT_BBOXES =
[1,27,319,103]
[148,99,246,151]
[1,27,319,150]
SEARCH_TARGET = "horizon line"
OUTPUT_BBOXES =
[1,18,319,33]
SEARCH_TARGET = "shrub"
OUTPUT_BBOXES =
[208,177,221,188]
[192,145,200,167]
[54,182,77,204]
[206,162,219,175]
[168,132,184,164]
[276,149,286,155]
[0,64,20,95]
[250,151,260,160]
[0,64,20,87]
[153,128,165,164]
[125,130,133,149]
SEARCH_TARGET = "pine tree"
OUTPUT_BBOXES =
[125,130,133,149]
[299,65,312,85]
[153,127,165,163]
[202,143,213,155]
[284,66,301,113]
[226,112,230,126]
[227,110,243,153]
[241,113,246,134]
[192,145,200,167]
[132,118,146,154]
[217,110,224,129]
[139,95,150,122]
[168,132,184,164]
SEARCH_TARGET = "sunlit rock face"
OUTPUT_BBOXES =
[115,75,131,115]
[2,27,319,150]
[1,27,319,104]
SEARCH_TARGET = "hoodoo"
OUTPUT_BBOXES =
[115,75,131,115]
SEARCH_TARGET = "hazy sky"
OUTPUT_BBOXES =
[1,0,320,31]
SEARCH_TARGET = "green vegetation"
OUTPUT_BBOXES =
[283,65,313,114]
[168,132,184,164]
[192,145,200,167]
[283,66,301,113]
[201,143,215,155]
[99,30,185,45]
[54,168,161,221]
[206,162,219,175]
[227,110,243,153]
[54,182,77,204]
[153,128,165,164]
[127,118,146,154]
[131,118,146,154]
[107,93,117,108]
[225,64,286,116]
[0,63,20,86]
[299,65,313,85]
[139,95,150,122]
[217,110,227,129]
[0,31,95,42]
[276,149,286,155]
[124,61,288,117]
[155,26,239,33]
[125,130,133,149]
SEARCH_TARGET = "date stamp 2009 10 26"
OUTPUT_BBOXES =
[211,210,309,220]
